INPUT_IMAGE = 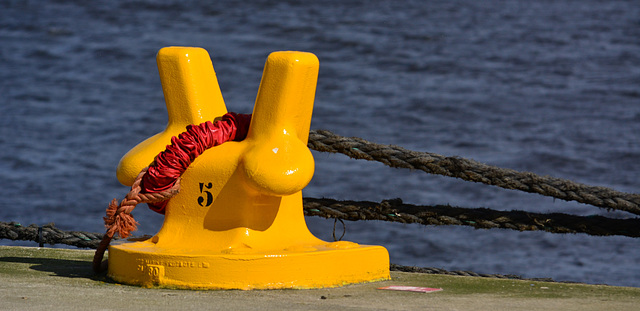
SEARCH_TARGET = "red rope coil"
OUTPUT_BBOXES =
[93,112,251,273]
[143,112,252,214]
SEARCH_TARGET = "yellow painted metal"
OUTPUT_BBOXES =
[116,47,228,186]
[108,47,389,290]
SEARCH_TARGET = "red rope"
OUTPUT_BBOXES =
[93,112,251,273]
[143,112,252,214]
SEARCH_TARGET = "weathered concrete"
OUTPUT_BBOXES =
[1,246,639,311]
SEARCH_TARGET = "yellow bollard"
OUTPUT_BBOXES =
[108,47,390,290]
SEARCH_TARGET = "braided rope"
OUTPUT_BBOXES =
[4,196,636,254]
[0,222,104,248]
[308,129,640,216]
[92,168,180,273]
[3,197,638,250]
[303,198,640,237]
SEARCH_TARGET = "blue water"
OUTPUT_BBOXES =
[1,0,639,286]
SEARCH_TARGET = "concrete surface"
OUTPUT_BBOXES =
[1,246,639,310]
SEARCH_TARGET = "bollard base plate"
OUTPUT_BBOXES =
[108,240,390,290]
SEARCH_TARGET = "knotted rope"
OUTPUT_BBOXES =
[308,130,640,216]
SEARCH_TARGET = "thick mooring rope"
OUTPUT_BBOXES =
[0,222,104,249]
[308,129,640,216]
[3,196,638,251]
[303,198,640,238]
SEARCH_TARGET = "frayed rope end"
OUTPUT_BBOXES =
[103,198,139,239]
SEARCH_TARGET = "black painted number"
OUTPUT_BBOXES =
[198,182,214,207]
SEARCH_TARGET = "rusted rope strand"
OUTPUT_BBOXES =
[303,198,640,238]
[92,167,180,273]
[308,130,640,216]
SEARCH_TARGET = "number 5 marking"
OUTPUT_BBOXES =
[198,182,214,207]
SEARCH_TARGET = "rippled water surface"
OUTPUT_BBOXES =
[1,0,639,286]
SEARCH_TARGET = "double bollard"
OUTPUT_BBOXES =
[109,47,389,289]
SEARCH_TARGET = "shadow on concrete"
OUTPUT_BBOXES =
[0,256,97,279]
